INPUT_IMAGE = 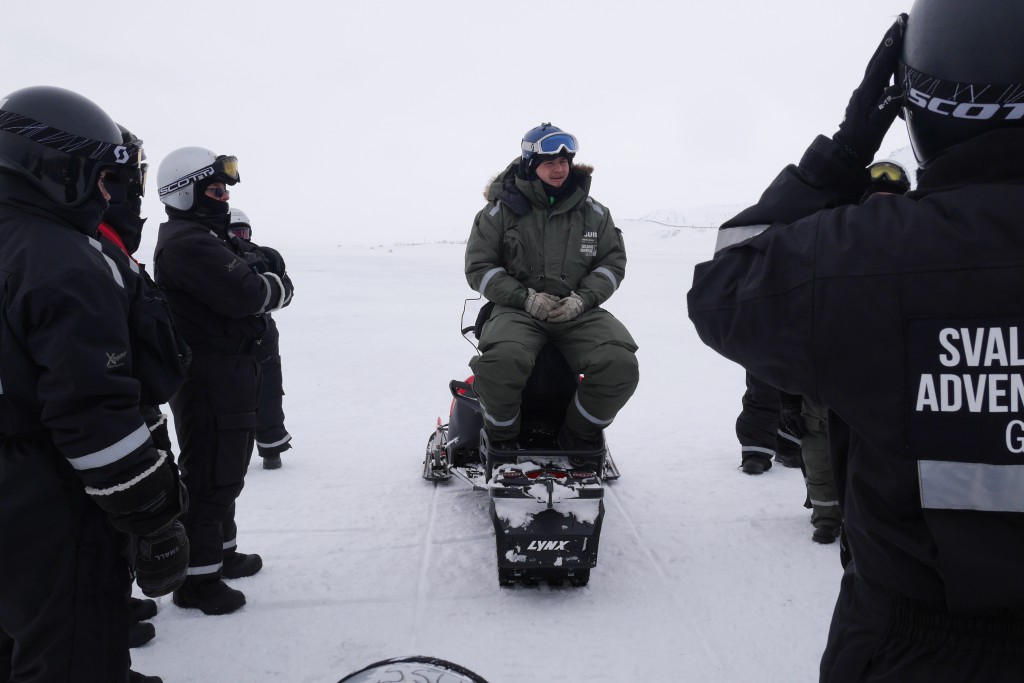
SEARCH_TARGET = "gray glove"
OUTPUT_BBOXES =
[548,292,585,323]
[524,288,560,320]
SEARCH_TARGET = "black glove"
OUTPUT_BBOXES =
[833,14,908,166]
[254,245,287,277]
[133,520,189,597]
[241,250,268,274]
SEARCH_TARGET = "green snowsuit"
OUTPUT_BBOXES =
[465,160,639,441]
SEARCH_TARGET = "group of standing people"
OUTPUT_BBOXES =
[0,86,294,682]
[2,1,1023,681]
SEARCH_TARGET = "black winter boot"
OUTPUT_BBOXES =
[741,453,772,475]
[222,551,263,579]
[262,453,282,469]
[129,670,163,683]
[812,524,841,544]
[129,621,155,648]
[129,597,158,623]
[173,577,246,615]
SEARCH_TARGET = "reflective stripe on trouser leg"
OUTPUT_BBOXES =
[561,343,639,440]
[802,398,842,526]
[469,334,540,440]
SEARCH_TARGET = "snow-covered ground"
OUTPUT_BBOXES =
[131,221,845,682]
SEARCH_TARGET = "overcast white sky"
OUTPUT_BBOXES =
[5,0,912,247]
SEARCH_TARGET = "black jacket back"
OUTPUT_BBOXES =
[688,130,1024,615]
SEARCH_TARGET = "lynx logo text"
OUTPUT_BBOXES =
[527,540,569,551]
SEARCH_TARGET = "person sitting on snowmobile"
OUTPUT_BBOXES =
[465,123,639,451]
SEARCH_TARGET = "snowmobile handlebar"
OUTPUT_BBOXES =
[449,379,482,414]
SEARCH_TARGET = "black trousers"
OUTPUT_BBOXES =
[736,372,780,460]
[0,437,130,682]
[821,564,1024,682]
[170,350,260,579]
[254,319,290,457]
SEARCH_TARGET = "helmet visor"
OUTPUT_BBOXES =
[521,132,578,156]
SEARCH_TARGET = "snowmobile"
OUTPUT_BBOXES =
[423,304,620,587]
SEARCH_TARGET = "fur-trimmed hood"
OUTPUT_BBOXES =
[483,160,594,200]
[483,159,595,215]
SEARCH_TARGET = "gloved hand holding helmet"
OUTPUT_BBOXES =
[833,14,908,166]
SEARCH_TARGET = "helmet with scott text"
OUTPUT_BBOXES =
[519,123,577,177]
[157,146,239,211]
[900,0,1024,166]
[0,85,135,207]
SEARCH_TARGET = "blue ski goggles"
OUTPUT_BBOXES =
[521,131,578,156]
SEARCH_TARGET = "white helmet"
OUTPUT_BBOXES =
[228,207,252,240]
[157,146,239,211]
[228,207,250,228]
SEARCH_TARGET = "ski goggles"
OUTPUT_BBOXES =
[868,161,907,184]
[215,155,239,183]
[228,226,251,240]
[521,131,578,156]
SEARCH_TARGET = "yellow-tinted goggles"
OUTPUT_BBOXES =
[868,161,906,184]
[215,155,240,183]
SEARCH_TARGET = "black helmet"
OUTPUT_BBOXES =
[519,123,577,177]
[116,124,147,203]
[900,0,1024,167]
[0,86,136,206]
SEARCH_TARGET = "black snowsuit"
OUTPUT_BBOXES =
[154,212,290,582]
[253,315,291,458]
[232,236,292,459]
[688,131,1024,682]
[0,177,181,682]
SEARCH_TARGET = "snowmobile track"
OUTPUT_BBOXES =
[412,482,440,650]
[602,483,728,674]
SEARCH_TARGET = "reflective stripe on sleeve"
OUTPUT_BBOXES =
[88,236,125,289]
[714,224,770,255]
[489,202,501,217]
[918,460,1024,513]
[258,273,274,313]
[71,423,150,471]
[478,267,505,296]
[84,450,167,496]
[593,267,618,289]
